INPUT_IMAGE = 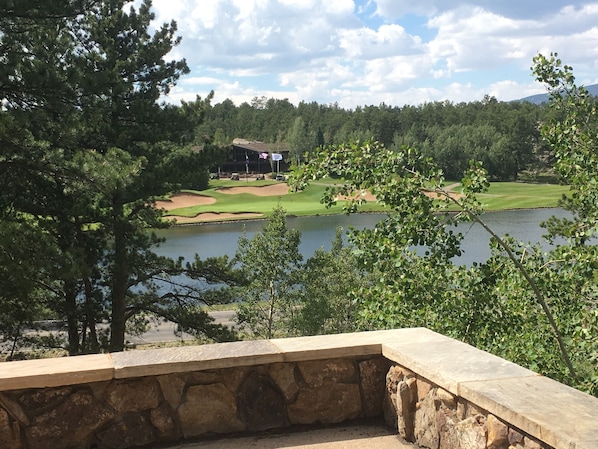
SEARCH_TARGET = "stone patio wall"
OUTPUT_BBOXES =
[0,328,596,449]
[0,356,389,449]
[384,365,550,449]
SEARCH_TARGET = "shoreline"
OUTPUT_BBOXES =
[160,206,563,228]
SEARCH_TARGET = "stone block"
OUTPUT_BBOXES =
[487,414,509,449]
[0,394,28,426]
[269,363,299,401]
[414,388,439,449]
[396,377,417,441]
[359,357,391,418]
[437,404,459,449]
[270,330,400,362]
[297,358,356,387]
[454,415,487,449]
[104,377,161,413]
[416,376,433,403]
[24,389,114,449]
[288,382,361,425]
[187,370,222,385]
[222,366,252,392]
[0,354,113,391]
[150,403,181,441]
[177,383,244,437]
[237,371,288,430]
[112,340,283,378]
[435,388,456,409]
[157,373,186,410]
[95,414,155,449]
[0,407,21,449]
[13,386,72,417]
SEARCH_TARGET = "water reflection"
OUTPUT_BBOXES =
[153,208,572,265]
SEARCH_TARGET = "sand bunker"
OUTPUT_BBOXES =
[167,212,263,223]
[155,185,289,224]
[336,191,377,202]
[154,193,216,211]
[217,183,289,196]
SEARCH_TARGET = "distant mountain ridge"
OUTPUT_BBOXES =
[517,83,598,104]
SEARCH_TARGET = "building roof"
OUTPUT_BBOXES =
[232,138,287,154]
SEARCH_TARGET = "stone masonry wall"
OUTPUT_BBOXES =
[0,356,391,449]
[383,365,553,449]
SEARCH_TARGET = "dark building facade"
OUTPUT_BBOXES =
[216,139,290,175]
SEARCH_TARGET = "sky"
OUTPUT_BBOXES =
[147,0,598,108]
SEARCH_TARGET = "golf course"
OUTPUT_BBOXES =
[154,178,571,224]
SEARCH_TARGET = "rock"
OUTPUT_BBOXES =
[523,437,543,449]
[157,373,186,410]
[25,389,114,449]
[237,371,288,431]
[222,366,251,392]
[435,388,456,409]
[508,428,524,445]
[414,389,439,449]
[383,365,403,428]
[150,403,181,441]
[95,414,155,449]
[454,415,487,449]
[0,407,21,449]
[416,377,433,403]
[187,370,222,385]
[269,363,299,401]
[105,378,161,413]
[386,365,406,393]
[487,414,509,449]
[288,382,362,425]
[396,377,417,442]
[457,402,467,421]
[436,405,458,449]
[383,393,398,429]
[297,359,355,387]
[0,393,29,426]
[402,367,416,379]
[15,387,72,417]
[177,383,244,438]
[359,357,390,418]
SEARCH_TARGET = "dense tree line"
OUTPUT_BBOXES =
[197,95,551,181]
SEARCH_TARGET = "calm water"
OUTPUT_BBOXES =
[153,208,571,265]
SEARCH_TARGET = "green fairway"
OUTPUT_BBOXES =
[163,179,569,222]
[477,182,569,210]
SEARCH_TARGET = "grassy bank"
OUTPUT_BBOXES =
[165,179,569,221]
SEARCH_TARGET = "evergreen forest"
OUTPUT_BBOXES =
[198,94,554,182]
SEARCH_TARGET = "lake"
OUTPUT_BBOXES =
[153,208,571,265]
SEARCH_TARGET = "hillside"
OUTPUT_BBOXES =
[518,83,598,104]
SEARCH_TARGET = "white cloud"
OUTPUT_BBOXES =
[149,0,598,108]
[339,24,422,59]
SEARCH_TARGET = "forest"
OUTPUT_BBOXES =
[197,94,553,182]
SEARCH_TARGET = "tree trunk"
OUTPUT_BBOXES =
[83,276,100,353]
[110,194,128,352]
[65,280,80,355]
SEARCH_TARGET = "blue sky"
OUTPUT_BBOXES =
[147,0,598,108]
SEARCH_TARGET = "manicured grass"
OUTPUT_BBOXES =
[165,179,569,220]
[477,182,569,210]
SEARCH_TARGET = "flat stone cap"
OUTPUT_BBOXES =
[0,354,113,390]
